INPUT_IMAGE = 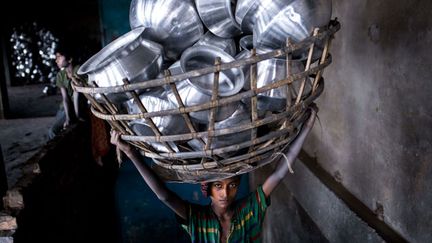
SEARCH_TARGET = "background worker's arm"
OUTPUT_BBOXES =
[73,91,85,121]
[60,86,75,128]
[70,71,86,121]
[110,131,188,219]
[262,107,317,197]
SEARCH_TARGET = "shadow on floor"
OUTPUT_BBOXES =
[7,83,60,119]
[12,126,120,243]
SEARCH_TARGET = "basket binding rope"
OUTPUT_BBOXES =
[73,19,340,183]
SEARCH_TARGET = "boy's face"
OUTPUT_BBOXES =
[209,177,240,209]
[55,52,69,69]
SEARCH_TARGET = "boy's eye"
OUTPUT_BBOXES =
[229,183,238,188]
[214,183,222,188]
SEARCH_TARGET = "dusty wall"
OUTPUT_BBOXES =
[252,0,432,242]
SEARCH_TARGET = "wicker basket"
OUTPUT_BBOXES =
[73,20,340,183]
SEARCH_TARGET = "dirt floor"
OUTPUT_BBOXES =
[0,83,60,187]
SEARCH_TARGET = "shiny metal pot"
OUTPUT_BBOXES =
[187,103,251,158]
[129,122,180,153]
[234,49,252,90]
[235,0,262,34]
[129,0,204,60]
[257,57,312,112]
[238,49,311,112]
[254,0,332,48]
[78,27,164,103]
[166,46,244,123]
[239,35,254,51]
[125,91,188,152]
[195,0,242,38]
[180,46,244,97]
[194,31,237,57]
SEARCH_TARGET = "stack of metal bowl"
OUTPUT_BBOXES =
[77,0,333,163]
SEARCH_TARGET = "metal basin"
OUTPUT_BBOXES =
[254,0,332,48]
[78,27,163,103]
[194,31,237,56]
[239,35,254,51]
[129,0,204,60]
[187,103,251,158]
[165,46,244,123]
[238,49,311,112]
[256,57,311,111]
[195,0,242,38]
[166,61,231,123]
[235,0,262,34]
[125,91,188,152]
[180,46,244,97]
[129,122,180,153]
[234,49,252,90]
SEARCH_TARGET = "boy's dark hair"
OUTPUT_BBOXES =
[55,42,75,61]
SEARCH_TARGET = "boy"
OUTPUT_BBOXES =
[48,45,85,139]
[110,107,317,242]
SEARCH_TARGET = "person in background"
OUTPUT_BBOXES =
[48,43,110,167]
[110,105,317,242]
[48,44,86,139]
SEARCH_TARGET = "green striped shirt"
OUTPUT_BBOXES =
[179,185,270,243]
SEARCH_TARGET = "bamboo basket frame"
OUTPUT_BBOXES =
[73,19,340,183]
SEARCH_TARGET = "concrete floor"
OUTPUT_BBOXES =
[0,83,60,188]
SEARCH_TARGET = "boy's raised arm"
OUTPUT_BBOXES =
[110,131,188,219]
[262,107,317,197]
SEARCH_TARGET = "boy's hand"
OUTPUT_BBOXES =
[110,130,133,155]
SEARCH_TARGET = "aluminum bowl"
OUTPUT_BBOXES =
[78,27,163,103]
[125,91,188,152]
[187,103,251,158]
[195,0,242,38]
[194,31,237,56]
[234,49,252,90]
[180,46,244,97]
[239,35,254,51]
[238,49,311,112]
[235,0,262,34]
[129,122,181,153]
[254,0,332,48]
[129,0,204,60]
[256,57,311,111]
[166,46,244,123]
